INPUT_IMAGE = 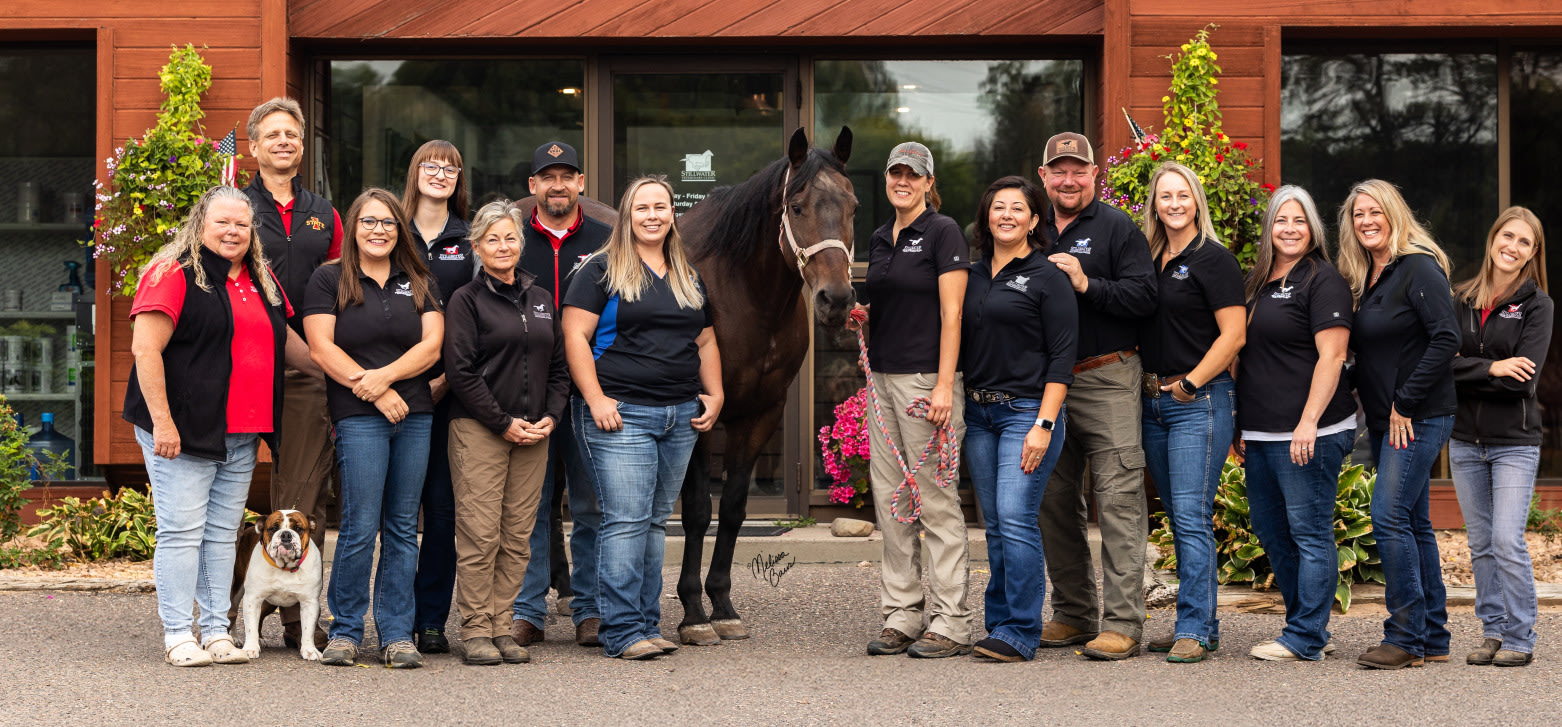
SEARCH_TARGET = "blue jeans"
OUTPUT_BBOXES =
[1368,414,1453,657]
[1142,373,1234,645]
[964,398,1065,660]
[137,427,257,649]
[514,409,601,628]
[1449,440,1539,653]
[574,396,699,657]
[328,413,432,647]
[1244,429,1353,660]
[413,400,457,633]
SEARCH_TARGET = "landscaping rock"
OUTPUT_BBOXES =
[830,518,874,538]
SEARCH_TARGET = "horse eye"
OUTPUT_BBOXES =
[790,204,803,215]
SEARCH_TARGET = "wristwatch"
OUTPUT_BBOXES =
[1178,378,1198,396]
[1034,417,1055,432]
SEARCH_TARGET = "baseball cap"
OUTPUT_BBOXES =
[884,141,934,177]
[1043,132,1094,166]
[532,141,582,174]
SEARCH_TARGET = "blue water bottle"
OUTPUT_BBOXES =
[26,412,77,480]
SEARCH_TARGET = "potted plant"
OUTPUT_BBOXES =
[818,388,871,508]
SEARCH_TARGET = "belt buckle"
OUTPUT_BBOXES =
[1141,373,1162,399]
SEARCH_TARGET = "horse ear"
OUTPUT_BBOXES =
[788,127,809,168]
[833,127,853,165]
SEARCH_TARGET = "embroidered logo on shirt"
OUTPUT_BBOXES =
[306,216,326,231]
[1006,275,1030,293]
[1171,264,1190,280]
[1271,284,1294,300]
[438,244,465,261]
[1500,303,1524,319]
[533,303,553,320]
[1069,237,1092,254]
[901,237,923,253]
[394,281,413,297]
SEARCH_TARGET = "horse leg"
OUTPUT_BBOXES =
[706,408,785,640]
[677,434,721,645]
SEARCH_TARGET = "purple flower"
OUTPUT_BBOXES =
[168,154,177,164]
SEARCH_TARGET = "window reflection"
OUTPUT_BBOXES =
[1512,48,1562,477]
[814,60,1085,258]
[328,60,586,206]
[1280,50,1497,278]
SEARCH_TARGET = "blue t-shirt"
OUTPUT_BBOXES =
[563,254,713,406]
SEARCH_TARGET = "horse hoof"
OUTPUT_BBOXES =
[712,619,750,641]
[679,624,721,646]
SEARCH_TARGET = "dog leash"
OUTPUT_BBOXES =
[851,309,960,524]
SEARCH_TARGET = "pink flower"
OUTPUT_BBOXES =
[828,485,857,505]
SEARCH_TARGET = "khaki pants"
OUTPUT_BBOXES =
[449,418,548,639]
[868,371,972,644]
[1039,355,1149,640]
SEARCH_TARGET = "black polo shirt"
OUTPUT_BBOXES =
[1236,257,1356,432]
[1350,253,1458,431]
[563,255,713,407]
[1140,236,1245,375]
[864,208,969,373]
[302,263,442,423]
[959,250,1078,399]
[1042,200,1158,360]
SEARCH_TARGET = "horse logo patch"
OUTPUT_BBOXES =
[1006,274,1030,293]
[1171,264,1190,280]
[1069,237,1092,254]
[438,245,464,261]
[1271,284,1293,299]
[901,237,923,253]
[394,281,413,297]
[306,216,326,231]
[1500,303,1524,320]
[533,303,552,320]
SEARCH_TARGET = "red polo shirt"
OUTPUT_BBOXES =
[130,262,293,434]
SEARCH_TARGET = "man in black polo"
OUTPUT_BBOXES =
[510,141,613,647]
[1036,131,1158,660]
[241,97,342,650]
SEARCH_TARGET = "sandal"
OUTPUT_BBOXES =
[165,639,213,667]
[204,635,251,664]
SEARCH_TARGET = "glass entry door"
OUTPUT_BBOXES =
[594,57,801,514]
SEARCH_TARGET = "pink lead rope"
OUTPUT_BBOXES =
[851,308,961,524]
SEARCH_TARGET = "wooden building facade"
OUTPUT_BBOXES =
[4,0,1561,523]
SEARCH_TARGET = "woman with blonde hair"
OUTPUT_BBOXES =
[1449,206,1552,668]
[1236,185,1356,661]
[124,185,303,666]
[1336,179,1458,670]
[562,175,723,660]
[1137,162,1246,663]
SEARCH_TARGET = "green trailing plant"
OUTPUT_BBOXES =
[89,44,243,296]
[1528,494,1562,543]
[28,488,157,562]
[773,516,817,529]
[1099,25,1270,268]
[1150,458,1382,613]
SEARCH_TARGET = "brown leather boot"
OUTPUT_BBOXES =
[1037,620,1097,647]
[511,618,545,646]
[1081,631,1140,660]
[576,617,601,647]
[1356,643,1421,670]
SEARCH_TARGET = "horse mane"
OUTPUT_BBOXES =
[690,147,845,272]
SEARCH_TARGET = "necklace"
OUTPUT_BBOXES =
[1369,262,1386,288]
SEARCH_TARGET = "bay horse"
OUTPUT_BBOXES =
[675,127,857,644]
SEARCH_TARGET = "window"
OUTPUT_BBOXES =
[328,59,586,207]
[1511,47,1562,476]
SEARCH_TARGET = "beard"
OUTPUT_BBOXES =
[542,196,576,218]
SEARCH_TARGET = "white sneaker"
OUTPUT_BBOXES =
[1249,640,1302,661]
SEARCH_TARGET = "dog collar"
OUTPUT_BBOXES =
[262,539,309,573]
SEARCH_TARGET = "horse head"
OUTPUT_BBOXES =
[780,126,857,328]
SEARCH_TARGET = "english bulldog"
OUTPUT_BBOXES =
[236,509,323,661]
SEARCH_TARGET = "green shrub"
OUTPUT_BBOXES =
[0,395,70,543]
[1528,494,1562,543]
[1150,457,1382,612]
[0,544,65,570]
[28,489,157,562]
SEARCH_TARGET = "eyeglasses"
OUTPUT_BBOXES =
[419,162,462,178]
[358,217,399,231]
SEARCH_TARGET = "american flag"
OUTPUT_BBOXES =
[216,129,238,187]
[1122,107,1148,146]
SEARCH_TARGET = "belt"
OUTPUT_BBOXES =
[967,388,1015,404]
[1074,349,1137,375]
[1141,372,1187,399]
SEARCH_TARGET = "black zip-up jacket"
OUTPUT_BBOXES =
[1349,253,1459,432]
[414,215,475,309]
[1451,278,1554,446]
[123,246,288,462]
[1041,199,1158,360]
[245,175,339,337]
[517,210,613,309]
[443,269,569,434]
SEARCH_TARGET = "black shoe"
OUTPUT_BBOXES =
[417,628,450,654]
[973,637,1024,662]
[867,628,915,656]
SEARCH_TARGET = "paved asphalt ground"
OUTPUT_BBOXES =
[3,563,1560,726]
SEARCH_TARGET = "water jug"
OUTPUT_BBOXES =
[26,412,76,480]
